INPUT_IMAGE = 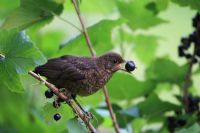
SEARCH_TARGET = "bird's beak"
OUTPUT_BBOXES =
[113,61,131,73]
[119,63,131,73]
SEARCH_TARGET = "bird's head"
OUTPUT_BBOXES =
[98,52,127,73]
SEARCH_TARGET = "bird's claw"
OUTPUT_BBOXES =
[83,111,93,125]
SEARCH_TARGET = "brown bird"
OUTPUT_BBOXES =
[34,52,130,98]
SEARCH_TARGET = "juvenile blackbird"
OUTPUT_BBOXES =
[34,52,129,97]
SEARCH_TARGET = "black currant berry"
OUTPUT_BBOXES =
[185,53,192,59]
[53,101,61,108]
[192,13,200,28]
[192,57,198,64]
[175,110,182,115]
[125,61,136,72]
[178,46,185,57]
[181,38,191,49]
[177,119,186,127]
[54,113,61,121]
[189,32,196,42]
[187,95,200,113]
[196,48,200,57]
[44,89,54,98]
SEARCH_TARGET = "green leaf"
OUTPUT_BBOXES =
[67,118,87,133]
[1,0,64,30]
[132,34,160,64]
[98,103,122,112]
[154,83,181,106]
[132,118,147,133]
[116,106,139,128]
[89,109,104,128]
[171,0,200,11]
[59,19,124,56]
[117,0,166,30]
[176,123,200,133]
[146,58,187,84]
[0,0,20,19]
[0,30,46,92]
[28,30,65,58]
[42,103,72,123]
[138,93,181,117]
[107,73,156,100]
[145,0,169,14]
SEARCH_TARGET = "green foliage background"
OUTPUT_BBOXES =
[0,0,200,133]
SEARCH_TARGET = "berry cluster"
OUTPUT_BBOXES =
[44,89,64,121]
[178,12,200,63]
[187,95,200,113]
[167,116,186,133]
[166,94,200,133]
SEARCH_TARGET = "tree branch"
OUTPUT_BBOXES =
[28,71,97,133]
[102,86,120,133]
[71,0,96,56]
[182,44,197,112]
[71,0,120,133]
[183,60,193,112]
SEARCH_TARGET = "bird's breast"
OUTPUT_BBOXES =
[78,69,112,96]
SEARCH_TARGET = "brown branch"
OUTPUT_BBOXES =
[182,43,197,112]
[102,86,120,133]
[183,60,193,112]
[28,71,97,133]
[71,0,120,133]
[71,0,96,56]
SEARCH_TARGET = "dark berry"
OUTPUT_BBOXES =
[125,61,136,72]
[187,95,200,113]
[181,38,191,49]
[177,119,186,127]
[57,98,64,103]
[167,116,176,123]
[53,101,61,108]
[167,116,177,133]
[175,110,182,115]
[178,45,185,57]
[54,113,61,121]
[185,53,192,59]
[192,57,198,63]
[196,48,200,56]
[45,89,54,98]
[192,13,200,28]
[189,32,196,42]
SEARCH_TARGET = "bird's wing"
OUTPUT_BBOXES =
[34,57,85,80]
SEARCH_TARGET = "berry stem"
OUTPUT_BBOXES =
[71,0,120,133]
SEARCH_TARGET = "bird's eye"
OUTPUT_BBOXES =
[113,59,117,64]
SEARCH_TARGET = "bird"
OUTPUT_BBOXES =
[34,52,129,98]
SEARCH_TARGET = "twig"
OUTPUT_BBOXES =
[71,0,96,56]
[183,60,193,112]
[71,0,120,133]
[183,45,197,112]
[28,71,97,133]
[102,86,120,133]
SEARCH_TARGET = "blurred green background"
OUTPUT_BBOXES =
[0,0,200,133]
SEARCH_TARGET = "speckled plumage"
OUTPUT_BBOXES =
[34,52,124,97]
